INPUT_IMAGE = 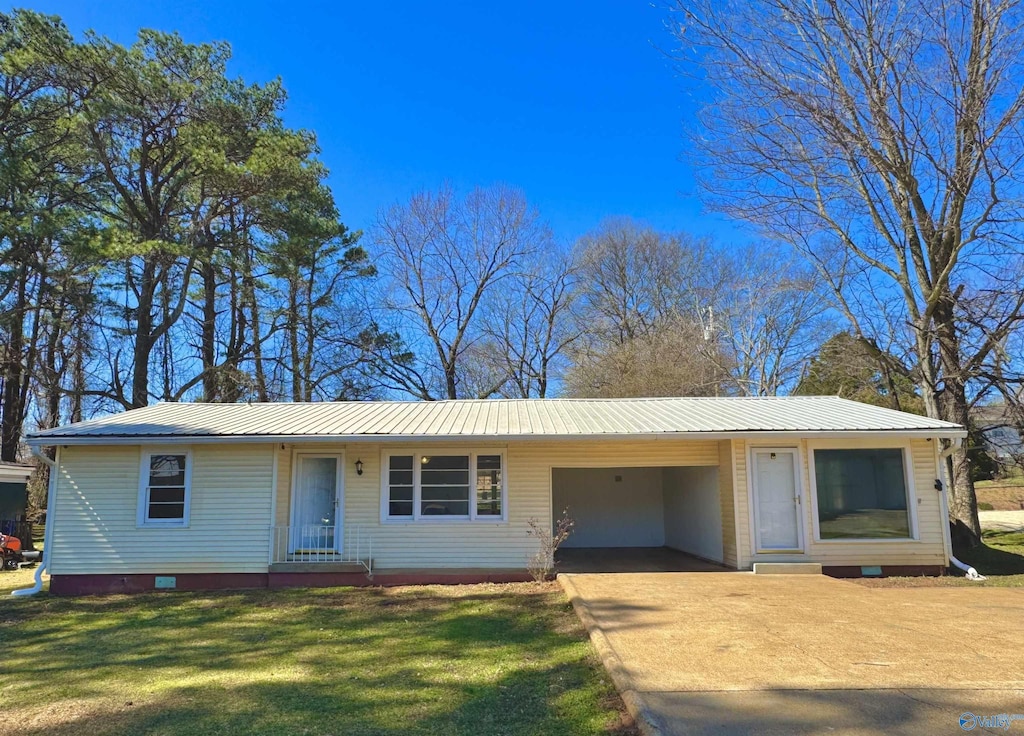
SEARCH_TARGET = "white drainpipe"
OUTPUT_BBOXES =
[938,437,985,581]
[12,445,57,597]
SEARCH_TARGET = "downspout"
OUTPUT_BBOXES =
[12,445,57,596]
[937,437,985,581]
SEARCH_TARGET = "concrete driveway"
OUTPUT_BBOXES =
[560,572,1024,735]
[981,509,1024,532]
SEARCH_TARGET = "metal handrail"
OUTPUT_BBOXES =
[269,524,372,575]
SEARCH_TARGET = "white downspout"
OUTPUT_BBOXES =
[12,445,57,596]
[938,437,985,581]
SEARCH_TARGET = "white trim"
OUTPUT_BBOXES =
[729,440,746,568]
[380,449,507,523]
[288,450,345,553]
[268,445,279,565]
[28,427,967,447]
[806,439,919,543]
[136,446,193,528]
[747,445,806,554]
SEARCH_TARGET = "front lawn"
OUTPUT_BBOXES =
[0,583,635,736]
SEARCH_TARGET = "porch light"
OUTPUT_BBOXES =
[355,459,364,476]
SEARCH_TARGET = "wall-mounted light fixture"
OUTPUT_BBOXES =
[355,458,364,476]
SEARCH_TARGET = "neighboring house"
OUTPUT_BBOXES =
[972,404,1024,460]
[0,461,33,533]
[24,396,965,595]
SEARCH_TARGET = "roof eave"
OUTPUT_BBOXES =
[26,427,967,446]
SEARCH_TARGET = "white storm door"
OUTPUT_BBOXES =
[752,449,802,551]
[291,454,343,553]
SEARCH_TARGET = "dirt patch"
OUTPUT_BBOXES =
[976,483,1024,510]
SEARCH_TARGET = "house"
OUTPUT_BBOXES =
[0,461,34,538]
[23,396,966,595]
[972,403,1023,461]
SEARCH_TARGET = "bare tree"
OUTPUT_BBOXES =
[565,219,732,397]
[369,184,550,399]
[711,245,833,396]
[673,0,1024,537]
[566,317,730,398]
[482,250,580,398]
[572,218,714,345]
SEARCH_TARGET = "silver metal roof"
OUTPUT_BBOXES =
[26,396,965,445]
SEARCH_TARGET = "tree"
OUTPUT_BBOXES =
[368,184,550,400]
[0,11,99,460]
[481,250,580,398]
[672,0,1024,537]
[565,317,730,398]
[795,332,925,413]
[708,244,832,396]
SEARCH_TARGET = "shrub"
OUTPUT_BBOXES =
[525,510,574,582]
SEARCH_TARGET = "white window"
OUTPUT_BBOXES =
[810,446,915,540]
[138,448,192,526]
[383,452,505,521]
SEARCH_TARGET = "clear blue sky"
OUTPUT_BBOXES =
[18,1,749,244]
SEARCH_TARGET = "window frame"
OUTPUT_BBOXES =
[380,449,507,523]
[806,440,919,543]
[137,446,193,528]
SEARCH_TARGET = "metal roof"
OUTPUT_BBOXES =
[26,396,965,445]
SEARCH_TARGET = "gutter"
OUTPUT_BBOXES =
[937,437,985,581]
[12,446,57,597]
[25,427,968,447]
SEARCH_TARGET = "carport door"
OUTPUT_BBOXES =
[752,449,802,551]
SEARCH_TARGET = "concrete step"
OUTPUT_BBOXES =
[752,562,822,575]
[269,561,369,574]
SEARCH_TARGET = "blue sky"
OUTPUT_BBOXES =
[19,1,749,244]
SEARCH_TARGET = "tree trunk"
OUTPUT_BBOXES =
[131,259,156,409]
[1,260,28,462]
[200,246,218,402]
[933,297,982,539]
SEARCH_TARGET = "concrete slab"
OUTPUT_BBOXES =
[981,509,1024,532]
[752,562,822,574]
[556,547,729,574]
[560,572,1024,735]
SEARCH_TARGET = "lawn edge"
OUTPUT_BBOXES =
[558,573,661,736]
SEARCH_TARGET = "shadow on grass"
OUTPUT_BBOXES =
[15,661,625,736]
[960,531,1024,575]
[0,585,636,736]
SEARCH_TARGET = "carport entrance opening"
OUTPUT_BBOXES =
[552,466,726,568]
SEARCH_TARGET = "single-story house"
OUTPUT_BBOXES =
[23,396,966,595]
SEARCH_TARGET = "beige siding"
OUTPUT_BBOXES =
[733,439,751,566]
[50,444,274,575]
[735,438,946,569]
[50,433,948,576]
[718,440,738,568]
[272,439,720,570]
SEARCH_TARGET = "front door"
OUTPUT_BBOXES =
[751,448,802,551]
[291,454,343,553]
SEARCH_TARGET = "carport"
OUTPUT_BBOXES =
[552,465,727,571]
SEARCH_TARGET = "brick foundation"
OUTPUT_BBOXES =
[822,564,945,579]
[49,570,534,596]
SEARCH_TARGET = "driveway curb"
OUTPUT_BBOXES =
[558,573,664,736]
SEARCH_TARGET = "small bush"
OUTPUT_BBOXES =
[978,502,995,511]
[526,510,574,582]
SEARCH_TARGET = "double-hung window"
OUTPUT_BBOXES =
[138,448,192,526]
[384,452,504,521]
[811,447,914,540]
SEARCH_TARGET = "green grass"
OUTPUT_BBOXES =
[0,582,634,736]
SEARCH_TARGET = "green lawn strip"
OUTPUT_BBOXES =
[0,583,634,736]
[854,530,1024,588]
